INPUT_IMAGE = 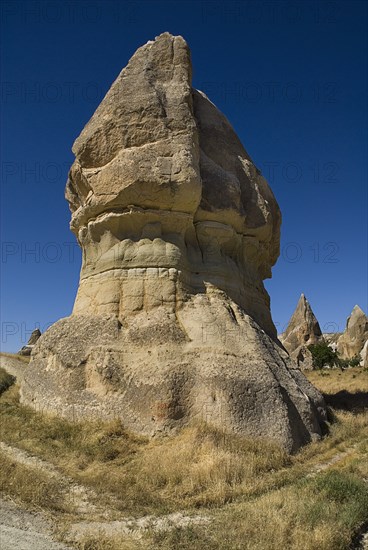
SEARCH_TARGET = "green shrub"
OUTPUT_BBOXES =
[349,355,361,368]
[308,341,340,369]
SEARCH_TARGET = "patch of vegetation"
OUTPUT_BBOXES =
[0,450,71,512]
[150,471,368,550]
[0,386,291,513]
[76,470,368,550]
[75,536,144,550]
[308,340,340,369]
[0,351,30,363]
[307,342,362,371]
[348,355,361,368]
[307,366,368,397]
[0,367,16,395]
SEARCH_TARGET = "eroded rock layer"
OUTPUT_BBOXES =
[21,33,326,452]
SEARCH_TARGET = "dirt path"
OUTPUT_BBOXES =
[0,497,73,550]
[0,442,101,515]
[68,512,210,542]
[0,441,210,545]
[306,446,358,477]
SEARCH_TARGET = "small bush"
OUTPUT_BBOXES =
[338,358,351,369]
[349,355,361,368]
[308,341,340,369]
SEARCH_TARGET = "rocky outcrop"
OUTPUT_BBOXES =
[322,333,341,351]
[280,294,322,362]
[337,305,368,363]
[20,33,326,452]
[64,33,279,338]
[18,329,41,356]
[293,345,314,371]
[360,340,368,368]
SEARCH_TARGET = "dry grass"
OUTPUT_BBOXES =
[0,367,16,395]
[0,351,30,363]
[0,368,367,549]
[306,366,368,413]
[75,537,144,550]
[306,366,368,394]
[74,466,368,550]
[150,469,368,550]
[0,385,291,513]
[0,449,71,512]
[82,424,291,512]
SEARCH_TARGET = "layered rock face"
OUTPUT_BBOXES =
[21,33,326,452]
[65,33,279,338]
[337,305,368,364]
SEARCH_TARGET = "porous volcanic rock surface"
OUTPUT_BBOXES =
[21,33,326,452]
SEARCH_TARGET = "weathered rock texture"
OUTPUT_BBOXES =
[21,33,326,452]
[279,294,322,369]
[337,305,368,363]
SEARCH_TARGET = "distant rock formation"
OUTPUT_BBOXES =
[20,33,326,452]
[322,332,341,351]
[18,329,41,356]
[360,340,368,368]
[337,305,368,364]
[280,294,322,366]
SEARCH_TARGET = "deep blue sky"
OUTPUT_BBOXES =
[1,0,367,351]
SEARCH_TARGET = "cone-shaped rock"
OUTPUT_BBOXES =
[21,34,326,452]
[337,305,368,361]
[280,294,322,355]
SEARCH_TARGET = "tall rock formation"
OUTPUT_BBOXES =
[280,294,322,353]
[279,294,322,369]
[337,305,368,363]
[20,33,326,452]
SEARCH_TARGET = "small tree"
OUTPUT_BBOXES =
[308,341,340,369]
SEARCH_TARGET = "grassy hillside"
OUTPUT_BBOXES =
[0,366,367,549]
